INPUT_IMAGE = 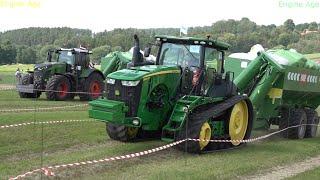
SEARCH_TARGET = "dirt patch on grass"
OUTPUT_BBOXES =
[244,155,320,180]
[0,84,15,89]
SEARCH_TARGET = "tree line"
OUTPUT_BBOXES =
[0,18,319,64]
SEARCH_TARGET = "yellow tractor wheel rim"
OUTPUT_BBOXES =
[127,127,138,138]
[199,122,212,150]
[229,100,249,146]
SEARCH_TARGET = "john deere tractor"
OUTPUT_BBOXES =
[89,35,253,153]
[89,35,320,153]
[17,48,105,101]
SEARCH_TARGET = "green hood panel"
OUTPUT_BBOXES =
[107,65,180,81]
[34,62,65,68]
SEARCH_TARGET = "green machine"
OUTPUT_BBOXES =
[100,51,132,76]
[17,48,105,101]
[89,35,320,153]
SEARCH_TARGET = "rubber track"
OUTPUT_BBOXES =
[193,96,250,152]
[179,95,252,153]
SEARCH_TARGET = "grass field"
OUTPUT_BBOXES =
[0,67,320,179]
[0,64,33,85]
[0,71,16,85]
[0,64,33,72]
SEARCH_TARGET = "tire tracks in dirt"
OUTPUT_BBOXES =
[244,155,320,180]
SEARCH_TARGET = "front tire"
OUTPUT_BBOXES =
[106,123,139,142]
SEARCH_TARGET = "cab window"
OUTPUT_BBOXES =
[58,51,74,65]
[204,48,221,71]
[160,42,200,68]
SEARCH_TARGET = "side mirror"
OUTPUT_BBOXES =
[144,47,151,57]
[47,51,52,62]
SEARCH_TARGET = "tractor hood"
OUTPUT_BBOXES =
[34,62,65,71]
[107,65,180,81]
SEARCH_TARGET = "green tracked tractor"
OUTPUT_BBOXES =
[89,35,320,153]
[17,48,105,101]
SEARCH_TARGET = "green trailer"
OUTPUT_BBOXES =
[89,35,319,153]
[224,57,251,78]
[235,50,320,135]
[100,51,132,76]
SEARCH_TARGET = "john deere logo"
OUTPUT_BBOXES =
[115,90,120,96]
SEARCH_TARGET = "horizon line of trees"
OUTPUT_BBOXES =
[0,18,319,65]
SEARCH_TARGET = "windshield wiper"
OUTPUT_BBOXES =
[182,44,198,62]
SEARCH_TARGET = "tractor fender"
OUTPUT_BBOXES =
[52,73,72,80]
[80,69,105,79]
[64,73,76,87]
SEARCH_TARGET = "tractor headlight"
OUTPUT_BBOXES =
[121,80,140,86]
[106,78,115,84]
[132,119,140,126]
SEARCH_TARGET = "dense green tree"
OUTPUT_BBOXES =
[38,44,58,63]
[309,22,319,31]
[284,19,295,32]
[277,32,300,47]
[91,45,112,63]
[0,40,16,64]
[16,46,37,64]
[296,23,310,32]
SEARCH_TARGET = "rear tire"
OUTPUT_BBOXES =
[304,108,319,138]
[46,75,71,101]
[106,123,138,142]
[79,73,104,101]
[287,108,307,139]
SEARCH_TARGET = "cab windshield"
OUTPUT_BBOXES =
[159,42,220,70]
[159,43,200,68]
[57,51,74,65]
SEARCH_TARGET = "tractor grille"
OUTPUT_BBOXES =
[106,80,142,117]
[34,70,43,82]
[33,70,45,90]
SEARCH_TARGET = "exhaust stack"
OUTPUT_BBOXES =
[130,34,144,67]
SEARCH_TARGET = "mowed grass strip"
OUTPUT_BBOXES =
[0,71,17,85]
[287,166,320,180]
[0,91,86,109]
[0,64,34,72]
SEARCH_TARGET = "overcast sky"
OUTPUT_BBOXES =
[0,0,319,32]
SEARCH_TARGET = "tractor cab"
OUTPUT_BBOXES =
[48,48,91,70]
[152,36,233,97]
